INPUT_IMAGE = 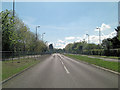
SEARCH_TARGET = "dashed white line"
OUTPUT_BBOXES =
[58,55,70,74]
[61,61,64,65]
[63,65,70,74]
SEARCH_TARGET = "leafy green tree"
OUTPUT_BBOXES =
[1,10,18,51]
[110,26,120,48]
[102,38,112,50]
[65,41,88,54]
[115,26,120,41]
[1,9,48,57]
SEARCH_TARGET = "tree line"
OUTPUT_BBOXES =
[1,10,48,58]
[64,26,120,57]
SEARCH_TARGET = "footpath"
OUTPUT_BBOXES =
[81,55,120,62]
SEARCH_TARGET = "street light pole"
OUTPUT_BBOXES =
[96,27,101,45]
[86,34,90,55]
[35,26,40,58]
[42,33,45,41]
[13,0,15,23]
[36,26,40,40]
[12,0,15,62]
[96,27,102,56]
[86,34,89,44]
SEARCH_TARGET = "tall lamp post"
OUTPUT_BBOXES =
[13,0,15,23]
[96,27,101,45]
[42,33,45,41]
[36,26,40,40]
[86,34,89,44]
[96,27,102,56]
[35,26,40,57]
[12,0,15,63]
[86,34,90,55]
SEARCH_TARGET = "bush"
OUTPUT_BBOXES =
[82,49,120,57]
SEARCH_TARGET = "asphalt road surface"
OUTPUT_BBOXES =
[3,54,118,88]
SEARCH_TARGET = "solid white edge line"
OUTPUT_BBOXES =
[63,55,80,64]
[62,54,120,75]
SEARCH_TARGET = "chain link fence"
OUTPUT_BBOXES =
[82,49,120,57]
[1,51,50,61]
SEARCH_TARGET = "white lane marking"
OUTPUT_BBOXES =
[61,61,64,65]
[64,65,70,74]
[58,55,70,74]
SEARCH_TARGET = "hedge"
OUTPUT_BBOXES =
[82,49,120,57]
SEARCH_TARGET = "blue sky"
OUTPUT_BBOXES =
[2,1,118,48]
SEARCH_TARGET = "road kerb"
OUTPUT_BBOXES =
[92,64,120,75]
[64,55,120,75]
[1,61,40,85]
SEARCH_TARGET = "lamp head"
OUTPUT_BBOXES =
[96,27,100,29]
[38,26,40,28]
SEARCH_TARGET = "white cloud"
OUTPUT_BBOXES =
[75,40,81,42]
[57,40,65,43]
[89,31,116,44]
[76,37,82,40]
[95,23,111,32]
[65,36,75,40]
[54,40,73,49]
[53,29,116,49]
[101,23,111,31]
[54,26,116,49]
[55,43,66,49]
[89,35,100,44]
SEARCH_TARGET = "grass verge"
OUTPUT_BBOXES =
[2,58,40,81]
[65,54,120,73]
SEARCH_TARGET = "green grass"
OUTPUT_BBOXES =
[2,58,40,81]
[0,61,2,82]
[65,54,120,73]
